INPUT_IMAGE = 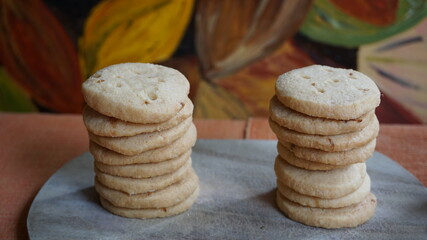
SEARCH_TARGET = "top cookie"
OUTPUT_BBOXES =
[82,63,190,123]
[275,65,380,120]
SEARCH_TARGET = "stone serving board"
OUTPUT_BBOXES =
[28,140,427,239]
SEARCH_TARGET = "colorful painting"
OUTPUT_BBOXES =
[1,0,426,123]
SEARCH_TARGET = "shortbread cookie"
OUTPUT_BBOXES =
[277,174,371,208]
[270,116,379,152]
[276,151,339,171]
[82,63,190,123]
[83,98,193,137]
[270,96,375,135]
[95,169,198,208]
[279,139,376,166]
[274,157,366,199]
[95,150,191,178]
[276,191,377,229]
[96,160,191,194]
[90,123,197,165]
[275,65,380,120]
[89,118,192,155]
[99,186,199,219]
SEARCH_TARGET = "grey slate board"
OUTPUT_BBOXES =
[28,140,427,239]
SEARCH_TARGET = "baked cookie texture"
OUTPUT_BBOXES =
[99,186,200,219]
[95,160,192,194]
[270,96,375,135]
[82,63,190,123]
[275,159,366,199]
[270,116,379,152]
[89,124,197,165]
[88,116,193,155]
[82,63,198,219]
[83,98,193,137]
[278,139,376,166]
[270,65,380,229]
[275,65,380,120]
[276,192,377,229]
[277,175,371,209]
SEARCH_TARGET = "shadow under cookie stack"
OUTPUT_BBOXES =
[269,65,380,229]
[82,63,199,219]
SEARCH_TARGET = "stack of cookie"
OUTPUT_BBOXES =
[82,63,199,219]
[269,65,380,229]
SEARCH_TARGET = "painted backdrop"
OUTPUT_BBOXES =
[1,0,427,123]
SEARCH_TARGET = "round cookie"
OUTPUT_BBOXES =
[95,150,191,178]
[99,186,199,219]
[270,116,379,152]
[90,123,197,165]
[270,96,375,135]
[275,65,381,120]
[83,98,193,137]
[279,139,376,165]
[89,118,192,155]
[274,157,366,199]
[276,150,340,171]
[276,191,377,229]
[96,160,191,194]
[277,174,371,208]
[95,169,199,208]
[82,63,190,123]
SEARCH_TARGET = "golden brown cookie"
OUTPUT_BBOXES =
[270,116,379,152]
[95,160,191,194]
[275,65,380,120]
[276,191,377,229]
[277,174,371,208]
[95,169,199,208]
[82,63,190,123]
[83,98,193,137]
[274,157,366,199]
[95,150,191,178]
[89,123,197,165]
[270,96,375,135]
[278,139,376,166]
[89,118,192,155]
[99,186,199,219]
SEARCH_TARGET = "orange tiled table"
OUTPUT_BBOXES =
[0,114,426,239]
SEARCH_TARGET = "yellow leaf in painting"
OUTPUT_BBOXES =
[193,81,250,119]
[80,0,194,76]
